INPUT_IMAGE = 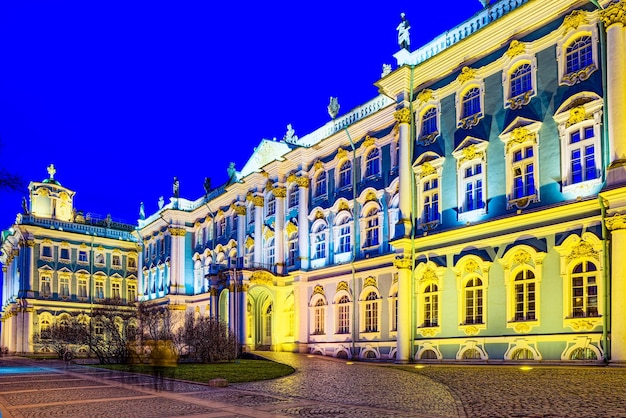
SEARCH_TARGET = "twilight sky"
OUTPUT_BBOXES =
[0,1,483,228]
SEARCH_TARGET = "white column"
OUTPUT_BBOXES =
[253,198,263,266]
[168,227,187,294]
[603,4,626,184]
[396,108,413,237]
[274,188,286,275]
[609,221,626,362]
[394,257,412,363]
[297,179,310,270]
[293,280,308,352]
[236,207,246,260]
[240,285,248,351]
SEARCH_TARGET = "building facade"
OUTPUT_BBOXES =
[3,0,626,363]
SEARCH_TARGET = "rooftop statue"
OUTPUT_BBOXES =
[227,162,237,180]
[204,177,212,196]
[173,176,180,198]
[397,12,411,51]
[158,196,164,209]
[283,124,298,144]
[328,97,340,120]
[139,202,145,220]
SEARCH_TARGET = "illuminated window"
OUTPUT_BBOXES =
[265,238,275,267]
[59,276,70,298]
[337,295,350,334]
[128,284,136,303]
[287,233,298,266]
[112,254,121,268]
[460,161,485,213]
[365,148,380,177]
[462,88,481,120]
[78,278,88,298]
[313,223,327,260]
[111,282,121,299]
[95,280,104,300]
[40,317,51,337]
[420,107,438,140]
[415,156,444,229]
[510,63,533,100]
[78,250,88,264]
[571,261,598,318]
[363,207,380,248]
[363,292,379,333]
[513,269,536,321]
[463,277,484,325]
[338,160,352,188]
[266,194,276,217]
[335,216,352,254]
[40,276,51,297]
[422,178,440,224]
[314,298,325,335]
[566,36,593,75]
[513,146,536,199]
[501,124,541,209]
[423,284,439,327]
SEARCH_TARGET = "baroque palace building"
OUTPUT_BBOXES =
[3,0,626,363]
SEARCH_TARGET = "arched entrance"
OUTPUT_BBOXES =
[247,287,274,350]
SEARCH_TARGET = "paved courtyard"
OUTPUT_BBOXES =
[0,353,624,417]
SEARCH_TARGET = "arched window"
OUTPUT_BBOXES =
[287,233,298,267]
[365,148,380,177]
[462,348,482,360]
[312,223,327,260]
[336,216,352,254]
[571,261,598,318]
[565,36,593,74]
[514,269,536,321]
[570,347,597,360]
[289,185,299,208]
[420,107,438,139]
[364,291,379,332]
[423,284,439,327]
[363,207,380,248]
[40,276,51,297]
[338,160,352,188]
[266,194,276,217]
[314,298,325,335]
[462,87,481,119]
[315,171,327,197]
[510,63,533,98]
[421,349,439,360]
[512,348,534,360]
[337,295,351,334]
[463,277,484,325]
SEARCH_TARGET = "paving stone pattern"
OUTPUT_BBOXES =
[0,354,625,417]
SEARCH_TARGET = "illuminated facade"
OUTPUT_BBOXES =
[3,0,626,363]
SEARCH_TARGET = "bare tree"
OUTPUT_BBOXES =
[86,300,138,364]
[175,311,238,363]
[33,316,88,359]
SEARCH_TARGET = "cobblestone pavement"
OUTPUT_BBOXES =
[0,354,625,417]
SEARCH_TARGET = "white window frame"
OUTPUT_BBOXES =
[314,170,327,198]
[414,155,445,230]
[500,122,541,209]
[416,262,444,337]
[335,293,352,336]
[338,159,352,189]
[364,147,381,178]
[310,220,328,269]
[359,289,381,335]
[334,213,352,262]
[502,42,538,110]
[557,19,599,87]
[456,77,485,129]
[361,204,381,249]
[454,256,490,335]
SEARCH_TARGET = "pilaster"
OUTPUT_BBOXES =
[394,255,413,363]
[168,227,187,294]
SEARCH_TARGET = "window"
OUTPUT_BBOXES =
[422,178,440,224]
[218,217,226,236]
[41,244,52,259]
[232,214,238,236]
[336,217,351,254]
[248,205,256,224]
[313,224,327,260]
[337,295,350,334]
[95,280,104,300]
[513,146,536,199]
[570,347,598,360]
[289,185,299,208]
[40,317,51,337]
[566,36,593,75]
[78,250,88,263]
[514,269,536,321]
[571,261,598,318]
[128,284,136,303]
[128,256,137,270]
[464,277,484,325]
[40,276,51,297]
[59,276,70,298]
[95,252,105,265]
[462,87,481,119]
[338,160,352,188]
[423,284,439,327]
[570,126,599,184]
[390,290,398,332]
[112,254,121,268]
[510,63,533,100]
[60,247,70,261]
[315,171,327,197]
[265,238,275,267]
[314,299,325,335]
[111,282,121,299]
[363,208,380,248]
[78,278,88,298]
[94,321,103,335]
[420,107,438,141]
[365,148,380,177]
[364,292,379,332]
[461,162,485,213]
[266,194,276,217]
[287,233,298,266]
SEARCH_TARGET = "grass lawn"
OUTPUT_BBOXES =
[92,359,295,383]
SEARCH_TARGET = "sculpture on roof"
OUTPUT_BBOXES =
[328,97,340,120]
[227,162,237,180]
[158,196,164,209]
[173,177,180,198]
[283,124,298,144]
[397,13,411,51]
[47,163,56,180]
[204,177,212,196]
[139,202,145,220]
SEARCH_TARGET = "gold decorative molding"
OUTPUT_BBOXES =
[457,66,477,84]
[295,176,310,188]
[463,325,480,336]
[361,136,375,149]
[506,128,537,153]
[26,240,35,248]
[567,240,600,262]
[338,200,350,212]
[168,227,187,237]
[420,268,437,283]
[394,256,412,270]
[513,322,531,334]
[417,89,434,104]
[250,271,274,286]
[505,40,525,58]
[364,276,377,288]
[568,318,600,332]
[365,191,378,202]
[231,204,247,216]
[217,209,224,217]
[314,160,324,171]
[315,210,325,220]
[245,236,254,248]
[566,106,590,128]
[418,327,439,338]
[287,173,297,183]
[336,148,347,161]
[563,10,589,33]
[313,285,325,296]
[263,227,275,241]
[272,186,286,198]
[265,180,274,192]
[247,194,264,207]
[394,108,411,124]
[600,2,626,29]
[337,281,349,293]
[464,259,478,274]
[513,250,531,265]
[420,162,436,178]
[261,170,270,178]
[286,220,298,236]
[606,213,626,231]
[460,145,484,166]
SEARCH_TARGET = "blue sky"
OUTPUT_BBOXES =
[0,1,483,228]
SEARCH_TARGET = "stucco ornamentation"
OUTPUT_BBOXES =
[417,89,434,104]
[600,1,626,29]
[168,227,186,237]
[505,40,525,58]
[394,108,411,124]
[457,66,477,84]
[563,10,588,32]
[605,213,626,231]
